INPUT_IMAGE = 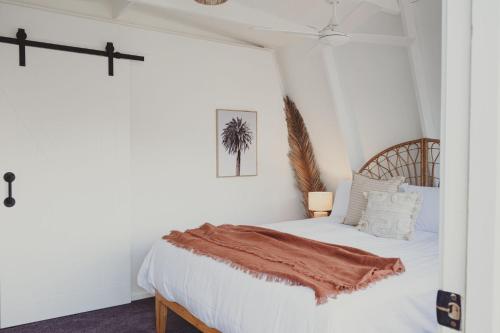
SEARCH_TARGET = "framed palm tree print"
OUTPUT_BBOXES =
[216,109,257,177]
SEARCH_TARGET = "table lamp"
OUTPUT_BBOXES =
[308,192,333,217]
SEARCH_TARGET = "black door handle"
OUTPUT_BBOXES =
[4,172,16,208]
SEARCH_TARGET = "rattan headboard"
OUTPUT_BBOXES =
[358,138,440,187]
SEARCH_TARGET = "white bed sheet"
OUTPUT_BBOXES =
[138,216,439,333]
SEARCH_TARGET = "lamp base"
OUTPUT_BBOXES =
[313,211,329,218]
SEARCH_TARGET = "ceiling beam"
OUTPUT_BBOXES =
[322,46,365,169]
[364,0,400,15]
[400,0,438,137]
[340,2,382,31]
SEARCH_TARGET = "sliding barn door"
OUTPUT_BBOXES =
[0,44,131,328]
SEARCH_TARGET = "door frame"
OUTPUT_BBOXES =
[439,0,471,331]
[441,0,500,331]
[465,0,500,331]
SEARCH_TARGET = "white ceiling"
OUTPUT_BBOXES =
[0,0,403,47]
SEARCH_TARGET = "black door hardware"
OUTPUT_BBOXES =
[0,28,145,76]
[436,290,461,330]
[3,172,16,208]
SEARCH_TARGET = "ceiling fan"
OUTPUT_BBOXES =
[253,0,351,46]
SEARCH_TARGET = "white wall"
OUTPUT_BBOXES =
[0,3,303,301]
[129,29,302,299]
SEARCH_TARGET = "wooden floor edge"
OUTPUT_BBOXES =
[155,291,221,333]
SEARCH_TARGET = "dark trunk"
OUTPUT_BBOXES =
[236,150,241,176]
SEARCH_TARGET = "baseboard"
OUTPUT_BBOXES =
[132,290,154,301]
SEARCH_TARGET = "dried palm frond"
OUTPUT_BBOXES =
[284,96,326,217]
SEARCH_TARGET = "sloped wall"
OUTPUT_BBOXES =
[331,42,422,159]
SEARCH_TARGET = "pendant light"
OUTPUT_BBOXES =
[194,0,228,5]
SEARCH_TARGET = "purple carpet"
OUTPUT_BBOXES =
[0,298,199,333]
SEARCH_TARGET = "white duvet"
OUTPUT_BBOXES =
[138,216,439,333]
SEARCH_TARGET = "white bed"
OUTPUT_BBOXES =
[138,215,439,333]
[139,138,441,333]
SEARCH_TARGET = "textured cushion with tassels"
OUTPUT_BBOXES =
[358,191,422,240]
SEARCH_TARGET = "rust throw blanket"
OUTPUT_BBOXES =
[164,223,405,304]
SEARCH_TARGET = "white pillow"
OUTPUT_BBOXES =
[400,184,440,233]
[331,179,352,218]
[358,191,422,240]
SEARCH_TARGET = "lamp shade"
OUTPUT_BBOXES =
[308,192,333,212]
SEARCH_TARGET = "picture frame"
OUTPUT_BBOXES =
[216,109,258,178]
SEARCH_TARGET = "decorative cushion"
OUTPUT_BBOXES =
[358,191,422,240]
[400,184,440,233]
[343,173,405,226]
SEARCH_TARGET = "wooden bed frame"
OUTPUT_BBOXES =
[155,292,221,333]
[155,138,440,333]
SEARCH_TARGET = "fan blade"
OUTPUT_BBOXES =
[251,26,319,38]
[349,33,414,46]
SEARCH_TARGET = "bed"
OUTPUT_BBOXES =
[138,138,440,333]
